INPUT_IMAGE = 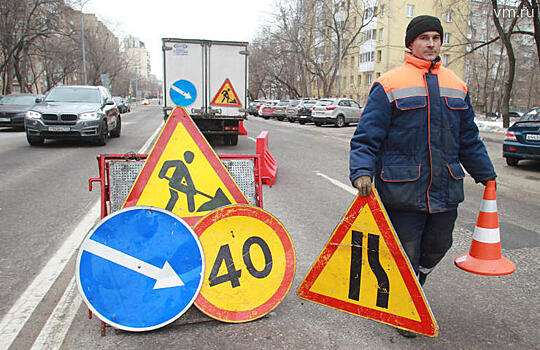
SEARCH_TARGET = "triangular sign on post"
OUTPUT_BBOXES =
[123,107,249,226]
[211,79,242,107]
[297,188,439,337]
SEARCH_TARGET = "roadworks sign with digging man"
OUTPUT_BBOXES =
[123,107,249,226]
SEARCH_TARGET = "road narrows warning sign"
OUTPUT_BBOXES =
[122,107,249,226]
[297,188,439,337]
[211,79,242,107]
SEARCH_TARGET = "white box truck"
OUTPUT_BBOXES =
[162,38,249,145]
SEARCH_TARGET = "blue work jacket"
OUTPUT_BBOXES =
[350,53,496,213]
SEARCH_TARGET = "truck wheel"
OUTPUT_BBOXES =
[226,134,238,146]
[27,134,44,146]
[335,115,345,128]
[277,116,284,121]
[299,121,306,125]
[110,116,121,138]
[315,122,323,127]
[505,157,519,166]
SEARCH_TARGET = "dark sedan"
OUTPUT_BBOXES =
[0,94,39,130]
[25,85,121,146]
[503,107,540,166]
[296,99,318,124]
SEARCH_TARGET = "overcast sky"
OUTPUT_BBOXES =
[84,0,275,79]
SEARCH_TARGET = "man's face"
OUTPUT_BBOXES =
[408,31,441,61]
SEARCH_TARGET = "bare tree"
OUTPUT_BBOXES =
[0,0,65,93]
[249,0,374,99]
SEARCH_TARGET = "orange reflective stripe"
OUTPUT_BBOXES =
[437,67,468,95]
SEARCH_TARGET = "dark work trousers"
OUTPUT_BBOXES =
[386,209,458,278]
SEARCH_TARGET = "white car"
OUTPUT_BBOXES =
[311,98,363,127]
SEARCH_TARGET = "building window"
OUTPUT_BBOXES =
[446,10,453,22]
[358,75,362,85]
[407,5,414,17]
[444,33,451,44]
[377,50,382,62]
[371,51,375,62]
[380,5,386,17]
[367,73,372,86]
[443,54,449,65]
[379,28,384,41]
[376,72,381,78]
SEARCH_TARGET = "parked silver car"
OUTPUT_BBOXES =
[311,98,363,127]
[285,99,301,122]
[273,100,290,121]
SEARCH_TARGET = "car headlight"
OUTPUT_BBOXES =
[26,110,42,119]
[79,112,100,120]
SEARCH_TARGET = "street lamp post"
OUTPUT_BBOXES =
[336,4,345,97]
[80,2,88,85]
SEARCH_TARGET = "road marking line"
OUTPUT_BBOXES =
[0,201,100,350]
[30,277,81,350]
[0,121,164,350]
[315,172,357,195]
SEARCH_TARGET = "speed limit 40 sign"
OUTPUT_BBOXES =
[193,205,295,322]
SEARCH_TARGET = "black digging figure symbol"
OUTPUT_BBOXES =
[221,88,237,104]
[158,151,231,213]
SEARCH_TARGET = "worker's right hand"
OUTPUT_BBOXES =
[353,176,372,197]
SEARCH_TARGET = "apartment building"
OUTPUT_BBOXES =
[124,36,151,80]
[339,0,468,104]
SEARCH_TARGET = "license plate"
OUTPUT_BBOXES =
[48,126,71,132]
[526,134,540,141]
[0,117,10,122]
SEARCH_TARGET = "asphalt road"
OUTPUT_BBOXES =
[0,106,538,349]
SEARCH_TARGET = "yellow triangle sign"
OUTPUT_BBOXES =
[297,188,438,337]
[211,79,242,107]
[123,107,249,226]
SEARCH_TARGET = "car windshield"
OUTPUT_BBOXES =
[0,95,36,105]
[303,101,317,107]
[316,99,335,106]
[45,87,101,103]
[518,108,540,122]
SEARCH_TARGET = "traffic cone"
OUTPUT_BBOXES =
[454,180,516,276]
[239,121,248,135]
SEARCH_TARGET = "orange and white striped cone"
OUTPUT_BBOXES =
[454,180,516,276]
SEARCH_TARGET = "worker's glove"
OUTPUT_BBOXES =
[480,176,497,188]
[353,175,372,197]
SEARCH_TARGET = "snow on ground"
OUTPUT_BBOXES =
[474,114,513,134]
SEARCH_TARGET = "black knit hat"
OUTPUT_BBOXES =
[405,15,444,48]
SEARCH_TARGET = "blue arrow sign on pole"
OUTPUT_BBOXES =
[169,79,197,107]
[76,206,205,332]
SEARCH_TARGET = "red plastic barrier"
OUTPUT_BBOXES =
[239,120,248,135]
[256,131,277,186]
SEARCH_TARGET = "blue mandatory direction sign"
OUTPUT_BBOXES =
[76,206,205,332]
[169,79,197,107]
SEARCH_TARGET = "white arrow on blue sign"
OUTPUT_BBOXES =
[169,79,197,107]
[76,206,205,332]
